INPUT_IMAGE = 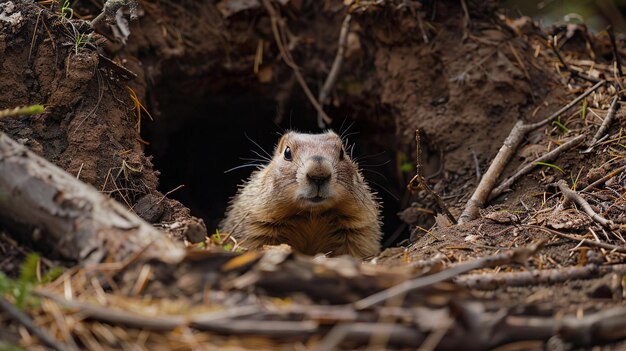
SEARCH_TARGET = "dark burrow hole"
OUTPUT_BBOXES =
[142,78,408,248]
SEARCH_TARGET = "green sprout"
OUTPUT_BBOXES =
[60,0,73,19]
[535,161,564,174]
[0,253,62,309]
[552,116,569,134]
[0,104,44,118]
[73,32,93,55]
[581,99,587,121]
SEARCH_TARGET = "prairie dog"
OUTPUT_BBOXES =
[220,131,381,258]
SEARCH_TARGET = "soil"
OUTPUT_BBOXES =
[1,0,626,349]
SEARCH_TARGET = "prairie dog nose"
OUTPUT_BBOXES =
[305,156,332,186]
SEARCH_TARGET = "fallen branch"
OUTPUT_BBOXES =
[314,323,424,350]
[194,319,318,337]
[455,264,614,290]
[353,241,544,309]
[408,130,457,224]
[550,36,601,83]
[36,290,185,331]
[40,289,317,337]
[490,134,586,199]
[0,296,71,351]
[526,225,626,253]
[493,307,626,348]
[318,13,352,128]
[607,25,624,78]
[556,180,614,229]
[458,80,605,224]
[37,290,270,332]
[581,164,626,192]
[416,10,429,44]
[313,301,626,349]
[261,0,332,128]
[0,132,184,264]
[589,95,620,147]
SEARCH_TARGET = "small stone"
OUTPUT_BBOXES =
[134,194,164,223]
[183,219,207,243]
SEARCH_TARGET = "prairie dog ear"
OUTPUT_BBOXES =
[275,132,292,156]
[326,130,340,139]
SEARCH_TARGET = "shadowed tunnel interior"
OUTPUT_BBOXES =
[142,79,407,247]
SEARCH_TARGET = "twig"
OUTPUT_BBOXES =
[0,296,71,351]
[459,0,470,30]
[353,241,544,309]
[458,80,605,224]
[490,134,586,199]
[457,264,626,290]
[407,130,457,224]
[456,265,595,290]
[156,184,185,205]
[37,289,287,335]
[193,319,318,337]
[527,225,626,253]
[607,25,624,78]
[550,36,601,83]
[550,36,572,72]
[190,306,267,327]
[318,13,352,128]
[457,121,529,223]
[581,164,626,192]
[416,11,429,44]
[589,95,620,147]
[525,80,606,130]
[36,290,185,331]
[556,180,614,229]
[28,10,43,62]
[417,318,454,351]
[415,129,423,178]
[97,54,138,80]
[296,306,626,349]
[471,149,481,182]
[314,323,423,351]
[410,253,447,269]
[261,0,332,128]
[501,307,626,346]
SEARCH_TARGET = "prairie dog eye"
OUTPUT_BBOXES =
[339,148,345,160]
[284,146,292,161]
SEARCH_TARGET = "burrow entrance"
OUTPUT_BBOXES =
[141,77,409,247]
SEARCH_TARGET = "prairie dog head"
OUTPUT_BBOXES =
[268,131,358,211]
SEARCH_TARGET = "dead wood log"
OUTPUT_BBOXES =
[0,132,184,264]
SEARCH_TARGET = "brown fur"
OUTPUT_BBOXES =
[220,131,381,258]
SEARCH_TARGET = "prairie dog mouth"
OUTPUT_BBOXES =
[307,196,326,203]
